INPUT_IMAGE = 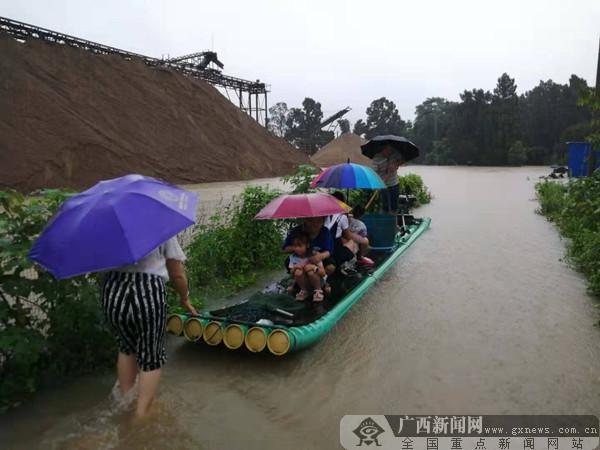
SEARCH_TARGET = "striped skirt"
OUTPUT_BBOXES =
[101,271,167,372]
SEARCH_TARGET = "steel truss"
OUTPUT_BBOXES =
[0,16,269,125]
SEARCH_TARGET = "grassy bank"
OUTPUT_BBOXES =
[535,172,600,298]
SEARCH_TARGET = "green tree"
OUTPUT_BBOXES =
[364,97,409,138]
[507,140,528,166]
[577,87,600,154]
[413,97,456,162]
[284,98,333,154]
[424,138,454,165]
[353,119,368,136]
[281,164,320,193]
[491,73,521,164]
[337,118,351,134]
[520,76,590,163]
[446,88,493,164]
[267,102,289,137]
[520,80,565,153]
[563,75,592,131]
[494,72,518,100]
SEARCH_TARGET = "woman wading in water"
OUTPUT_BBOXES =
[102,236,197,417]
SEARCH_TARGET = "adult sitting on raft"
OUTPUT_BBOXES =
[101,236,198,417]
[372,145,404,214]
[283,216,332,302]
[324,192,367,275]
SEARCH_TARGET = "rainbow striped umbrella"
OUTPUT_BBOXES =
[310,162,385,190]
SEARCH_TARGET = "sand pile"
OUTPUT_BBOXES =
[0,35,309,192]
[310,133,373,168]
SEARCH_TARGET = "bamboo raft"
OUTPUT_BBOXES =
[166,217,431,355]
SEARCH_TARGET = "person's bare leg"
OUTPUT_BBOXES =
[117,352,138,394]
[136,368,162,417]
[294,268,308,291]
[305,266,322,291]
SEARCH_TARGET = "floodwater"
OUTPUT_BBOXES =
[1,166,599,449]
[184,177,287,224]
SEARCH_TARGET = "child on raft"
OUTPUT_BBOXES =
[288,232,326,301]
[283,217,332,302]
[345,205,370,257]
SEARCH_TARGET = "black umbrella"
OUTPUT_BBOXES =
[360,135,420,162]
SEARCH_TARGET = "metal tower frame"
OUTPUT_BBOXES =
[0,16,270,125]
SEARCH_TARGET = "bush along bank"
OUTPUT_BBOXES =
[182,185,286,303]
[0,189,117,412]
[397,173,433,206]
[0,184,286,411]
[535,172,600,298]
[345,173,433,212]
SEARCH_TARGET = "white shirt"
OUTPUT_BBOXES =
[325,213,349,239]
[349,217,367,238]
[288,254,309,268]
[118,236,186,280]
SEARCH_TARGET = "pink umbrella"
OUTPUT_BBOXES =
[254,193,350,220]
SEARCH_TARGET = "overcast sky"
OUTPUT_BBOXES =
[2,0,599,124]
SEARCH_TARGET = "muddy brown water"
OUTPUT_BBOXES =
[1,167,599,449]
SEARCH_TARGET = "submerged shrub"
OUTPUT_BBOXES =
[535,180,567,220]
[281,163,319,194]
[185,185,285,294]
[507,140,528,166]
[0,189,116,413]
[397,173,432,206]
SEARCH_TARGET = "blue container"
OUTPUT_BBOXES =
[362,213,397,252]
[568,142,600,177]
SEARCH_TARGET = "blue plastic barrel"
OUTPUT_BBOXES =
[362,213,397,252]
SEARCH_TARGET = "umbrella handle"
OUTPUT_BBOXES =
[365,191,379,211]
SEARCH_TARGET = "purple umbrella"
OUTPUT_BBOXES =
[29,174,198,279]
